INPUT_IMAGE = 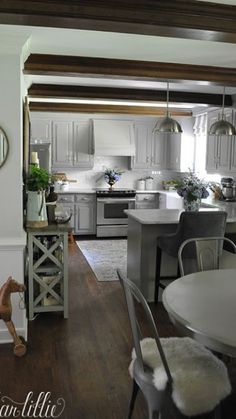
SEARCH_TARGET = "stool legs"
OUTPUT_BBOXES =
[154,246,162,304]
[155,247,180,304]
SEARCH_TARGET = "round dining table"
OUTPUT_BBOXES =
[162,269,236,357]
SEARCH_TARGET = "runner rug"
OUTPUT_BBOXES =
[76,239,127,281]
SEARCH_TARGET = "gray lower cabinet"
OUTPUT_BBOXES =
[27,225,70,320]
[57,193,96,235]
[74,194,96,235]
[135,193,159,209]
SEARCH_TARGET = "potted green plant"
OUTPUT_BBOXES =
[26,165,50,228]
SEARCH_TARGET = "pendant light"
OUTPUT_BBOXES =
[153,82,183,134]
[209,87,236,136]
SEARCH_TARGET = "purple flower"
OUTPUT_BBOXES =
[176,171,209,202]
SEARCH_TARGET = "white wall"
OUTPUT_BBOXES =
[0,50,27,342]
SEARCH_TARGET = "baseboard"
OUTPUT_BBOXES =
[0,327,27,344]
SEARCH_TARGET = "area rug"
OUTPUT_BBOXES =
[76,239,127,281]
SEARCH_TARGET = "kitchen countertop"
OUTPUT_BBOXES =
[125,204,236,224]
[55,188,96,194]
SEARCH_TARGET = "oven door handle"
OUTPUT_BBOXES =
[97,198,136,204]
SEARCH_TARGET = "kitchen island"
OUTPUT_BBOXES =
[125,207,236,302]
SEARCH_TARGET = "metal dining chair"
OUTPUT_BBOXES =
[154,211,227,303]
[178,236,236,276]
[117,269,231,419]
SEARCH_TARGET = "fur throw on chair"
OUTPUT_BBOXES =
[129,337,231,417]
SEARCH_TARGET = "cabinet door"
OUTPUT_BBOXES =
[75,203,96,234]
[52,120,73,168]
[206,111,219,172]
[166,134,181,171]
[206,134,218,172]
[73,120,94,168]
[132,123,151,169]
[217,135,231,172]
[30,117,52,143]
[230,137,236,172]
[151,132,167,169]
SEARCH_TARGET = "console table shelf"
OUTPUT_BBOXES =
[27,224,71,320]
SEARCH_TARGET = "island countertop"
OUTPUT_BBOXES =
[126,203,236,224]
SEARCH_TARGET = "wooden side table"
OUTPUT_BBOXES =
[27,224,71,320]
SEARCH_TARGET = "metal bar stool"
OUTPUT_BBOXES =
[154,211,227,303]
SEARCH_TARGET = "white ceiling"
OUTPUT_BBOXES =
[1,18,236,109]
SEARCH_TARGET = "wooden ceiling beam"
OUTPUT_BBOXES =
[24,54,236,87]
[1,1,236,43]
[28,84,232,106]
[29,102,192,116]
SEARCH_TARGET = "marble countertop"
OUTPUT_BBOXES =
[126,204,236,224]
[55,188,96,194]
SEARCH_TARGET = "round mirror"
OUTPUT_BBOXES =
[0,127,9,168]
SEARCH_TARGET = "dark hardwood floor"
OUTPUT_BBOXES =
[0,242,235,419]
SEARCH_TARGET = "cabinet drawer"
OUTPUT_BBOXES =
[57,194,75,203]
[136,193,157,202]
[75,194,95,203]
[135,202,157,209]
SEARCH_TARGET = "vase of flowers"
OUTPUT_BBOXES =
[176,171,209,212]
[104,168,122,190]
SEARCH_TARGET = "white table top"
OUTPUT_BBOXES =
[162,269,236,357]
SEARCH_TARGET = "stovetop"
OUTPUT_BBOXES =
[96,189,136,198]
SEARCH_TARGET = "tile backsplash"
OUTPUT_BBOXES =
[61,156,181,190]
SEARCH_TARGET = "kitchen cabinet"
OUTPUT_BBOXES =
[73,120,94,168]
[52,118,94,169]
[30,116,52,143]
[30,113,94,170]
[132,122,166,170]
[132,118,194,172]
[57,193,96,235]
[158,192,183,209]
[206,109,235,173]
[132,123,151,169]
[135,193,159,209]
[52,119,73,168]
[74,194,96,235]
[27,225,70,320]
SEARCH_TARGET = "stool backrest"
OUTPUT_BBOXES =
[176,211,227,258]
[178,236,236,276]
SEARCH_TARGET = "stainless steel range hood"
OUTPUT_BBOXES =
[93,119,135,156]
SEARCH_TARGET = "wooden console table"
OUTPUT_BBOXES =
[27,224,71,320]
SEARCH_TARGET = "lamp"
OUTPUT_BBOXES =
[153,82,182,134]
[209,87,236,136]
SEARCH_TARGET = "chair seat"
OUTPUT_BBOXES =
[129,337,231,417]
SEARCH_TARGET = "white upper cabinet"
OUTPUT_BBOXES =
[30,113,94,170]
[30,116,52,143]
[73,120,94,168]
[52,119,73,168]
[132,117,194,172]
[132,123,151,169]
[151,132,167,169]
[52,118,94,169]
[93,119,135,156]
[206,109,235,173]
[132,121,167,170]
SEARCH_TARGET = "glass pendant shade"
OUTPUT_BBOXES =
[209,87,236,136]
[153,82,182,134]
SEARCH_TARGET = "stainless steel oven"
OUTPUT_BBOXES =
[96,190,136,237]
